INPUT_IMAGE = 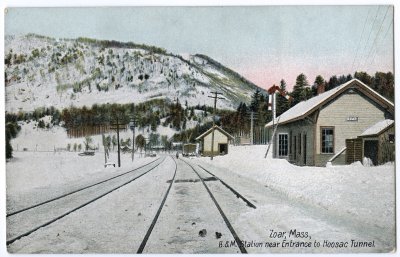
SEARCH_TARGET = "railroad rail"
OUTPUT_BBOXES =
[196,164,256,209]
[6,157,166,246]
[137,156,177,253]
[137,156,251,253]
[7,157,161,217]
[180,158,249,253]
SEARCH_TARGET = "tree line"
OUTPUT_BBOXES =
[5,70,393,158]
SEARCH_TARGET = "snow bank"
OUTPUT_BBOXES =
[194,145,395,233]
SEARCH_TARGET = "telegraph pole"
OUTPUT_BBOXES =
[129,104,137,162]
[116,116,121,167]
[111,115,125,167]
[247,111,258,145]
[250,112,254,145]
[208,91,225,160]
[102,134,107,165]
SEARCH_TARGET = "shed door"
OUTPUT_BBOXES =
[364,140,378,165]
[219,143,227,155]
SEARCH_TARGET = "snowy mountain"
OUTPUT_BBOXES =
[5,34,263,112]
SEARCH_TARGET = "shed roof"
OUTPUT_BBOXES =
[265,79,394,128]
[360,119,394,137]
[195,125,234,141]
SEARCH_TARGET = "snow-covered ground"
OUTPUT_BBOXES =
[195,145,395,229]
[5,143,395,253]
[191,145,395,252]
[6,150,159,213]
[7,156,173,254]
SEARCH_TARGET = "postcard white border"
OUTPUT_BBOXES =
[0,1,398,257]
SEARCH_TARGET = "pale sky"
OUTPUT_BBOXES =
[5,6,394,90]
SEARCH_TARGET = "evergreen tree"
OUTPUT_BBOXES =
[276,79,290,116]
[150,116,157,132]
[250,88,262,112]
[135,134,146,152]
[6,122,20,159]
[314,75,324,86]
[338,74,351,85]
[326,75,339,91]
[313,75,325,96]
[354,71,372,86]
[373,72,394,101]
[291,73,309,106]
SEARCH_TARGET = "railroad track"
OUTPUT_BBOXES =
[137,156,254,253]
[137,156,177,253]
[7,157,161,217]
[180,158,254,253]
[6,157,166,246]
[180,158,256,209]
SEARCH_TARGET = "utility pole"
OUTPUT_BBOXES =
[247,111,258,145]
[102,134,107,165]
[111,115,125,167]
[250,112,254,145]
[116,116,121,167]
[129,104,137,162]
[208,91,225,160]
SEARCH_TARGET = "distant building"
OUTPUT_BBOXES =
[265,79,394,166]
[182,143,198,156]
[196,125,234,156]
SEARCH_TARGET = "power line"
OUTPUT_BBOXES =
[369,16,393,66]
[383,16,394,40]
[350,6,371,73]
[356,6,381,72]
[362,6,390,70]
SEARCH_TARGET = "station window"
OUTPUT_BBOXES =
[278,134,288,157]
[321,127,334,153]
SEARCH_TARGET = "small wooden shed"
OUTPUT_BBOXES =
[196,125,234,156]
[182,143,197,156]
[346,120,395,165]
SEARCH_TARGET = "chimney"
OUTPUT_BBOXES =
[317,83,325,95]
